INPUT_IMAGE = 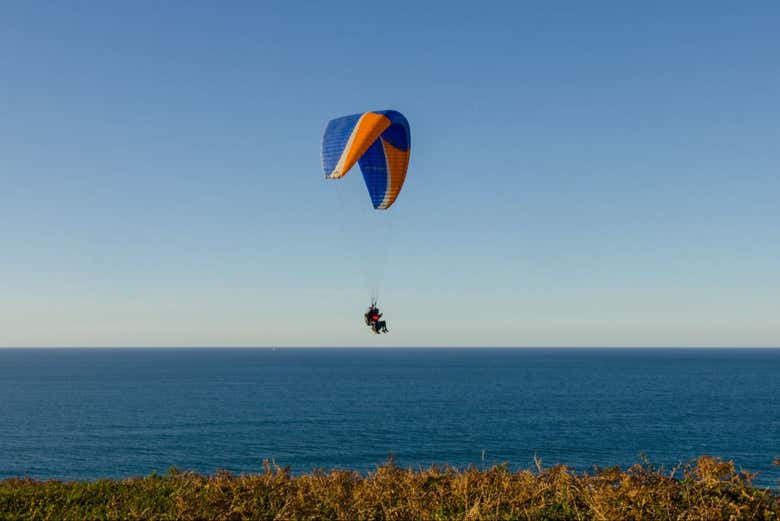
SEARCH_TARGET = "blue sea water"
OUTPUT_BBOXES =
[0,348,778,487]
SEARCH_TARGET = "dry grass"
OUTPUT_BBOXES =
[0,456,777,520]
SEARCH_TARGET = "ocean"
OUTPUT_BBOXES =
[0,348,778,486]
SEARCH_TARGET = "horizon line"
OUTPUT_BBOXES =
[1,345,779,350]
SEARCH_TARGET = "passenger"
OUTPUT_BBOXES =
[365,302,389,333]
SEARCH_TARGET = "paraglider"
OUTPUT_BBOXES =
[364,301,389,334]
[321,109,410,333]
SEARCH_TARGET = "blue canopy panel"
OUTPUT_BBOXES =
[321,113,362,178]
[373,110,410,152]
[357,139,389,209]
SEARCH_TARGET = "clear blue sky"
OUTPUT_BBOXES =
[1,2,778,347]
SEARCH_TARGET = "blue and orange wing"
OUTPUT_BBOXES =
[321,110,410,210]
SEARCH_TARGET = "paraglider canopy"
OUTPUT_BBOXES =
[321,110,410,210]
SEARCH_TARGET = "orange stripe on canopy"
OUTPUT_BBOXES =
[333,112,391,179]
[378,139,410,209]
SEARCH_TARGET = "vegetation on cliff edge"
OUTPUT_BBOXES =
[1,456,778,520]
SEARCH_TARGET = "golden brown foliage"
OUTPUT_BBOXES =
[0,456,777,520]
